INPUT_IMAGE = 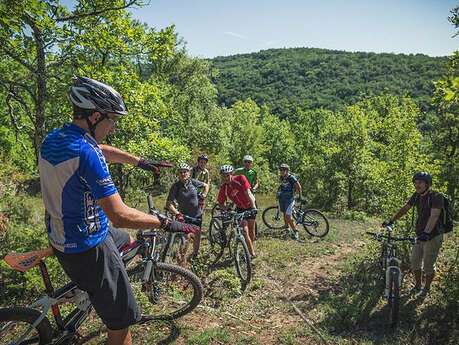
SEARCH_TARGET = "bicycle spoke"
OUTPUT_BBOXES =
[0,320,41,345]
[128,263,202,320]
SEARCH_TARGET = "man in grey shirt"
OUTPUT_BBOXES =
[167,163,209,262]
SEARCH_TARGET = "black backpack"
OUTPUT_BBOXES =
[438,193,455,233]
[412,192,455,233]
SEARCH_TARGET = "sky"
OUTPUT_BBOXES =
[66,0,459,58]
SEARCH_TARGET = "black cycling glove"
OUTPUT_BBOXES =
[158,214,200,235]
[417,232,431,242]
[137,158,160,175]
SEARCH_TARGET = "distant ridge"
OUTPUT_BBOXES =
[210,47,446,118]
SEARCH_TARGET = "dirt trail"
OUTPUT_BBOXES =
[176,229,368,345]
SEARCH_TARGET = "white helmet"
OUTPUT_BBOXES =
[220,165,234,174]
[69,76,127,117]
[243,155,253,162]
[178,163,192,171]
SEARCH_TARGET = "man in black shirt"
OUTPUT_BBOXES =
[167,163,209,263]
[383,172,444,298]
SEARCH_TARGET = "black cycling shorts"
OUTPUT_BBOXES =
[53,227,141,330]
[236,207,257,220]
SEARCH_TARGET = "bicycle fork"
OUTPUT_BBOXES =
[384,260,402,298]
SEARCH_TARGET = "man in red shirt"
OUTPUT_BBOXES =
[217,165,257,258]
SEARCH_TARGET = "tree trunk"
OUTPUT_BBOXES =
[27,17,46,160]
[347,175,353,209]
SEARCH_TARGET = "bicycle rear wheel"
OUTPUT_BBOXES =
[388,268,400,327]
[301,209,329,237]
[0,307,53,345]
[127,262,203,320]
[234,238,252,291]
[262,206,286,230]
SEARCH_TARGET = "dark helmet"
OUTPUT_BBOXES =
[279,163,290,170]
[69,76,128,117]
[198,154,208,162]
[412,172,432,185]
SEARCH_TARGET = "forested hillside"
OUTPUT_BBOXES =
[211,48,447,118]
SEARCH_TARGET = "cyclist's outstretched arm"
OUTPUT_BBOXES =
[99,193,162,229]
[388,203,412,223]
[99,144,140,165]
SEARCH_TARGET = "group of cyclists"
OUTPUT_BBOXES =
[36,77,448,344]
[165,154,304,263]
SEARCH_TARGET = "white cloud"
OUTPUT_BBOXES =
[224,31,248,40]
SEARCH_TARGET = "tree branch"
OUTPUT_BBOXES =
[56,0,142,22]
[6,94,22,138]
[0,76,37,103]
[0,45,36,74]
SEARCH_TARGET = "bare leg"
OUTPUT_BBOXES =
[247,219,256,242]
[424,273,435,290]
[413,269,422,288]
[242,221,255,256]
[284,214,296,230]
[191,230,201,258]
[107,328,132,345]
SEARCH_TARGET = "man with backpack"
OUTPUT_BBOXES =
[383,172,453,298]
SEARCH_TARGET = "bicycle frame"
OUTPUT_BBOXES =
[382,243,402,298]
[8,230,161,344]
[368,227,415,299]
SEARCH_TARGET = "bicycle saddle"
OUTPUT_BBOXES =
[4,247,54,272]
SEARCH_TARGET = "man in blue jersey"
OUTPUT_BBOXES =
[277,164,302,240]
[39,77,198,345]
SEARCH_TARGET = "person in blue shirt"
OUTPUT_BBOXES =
[39,76,198,345]
[277,164,302,240]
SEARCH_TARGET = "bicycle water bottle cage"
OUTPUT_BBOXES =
[4,247,54,272]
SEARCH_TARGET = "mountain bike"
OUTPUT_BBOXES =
[146,194,201,266]
[0,225,203,344]
[366,225,416,328]
[207,209,254,290]
[262,199,329,238]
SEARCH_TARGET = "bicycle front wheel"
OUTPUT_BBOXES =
[0,307,53,345]
[388,268,400,328]
[160,233,187,265]
[262,206,286,230]
[128,262,203,320]
[301,209,329,237]
[234,238,252,291]
[207,218,226,265]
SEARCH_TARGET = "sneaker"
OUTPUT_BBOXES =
[416,287,429,299]
[289,230,299,240]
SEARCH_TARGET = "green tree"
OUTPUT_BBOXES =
[430,7,459,211]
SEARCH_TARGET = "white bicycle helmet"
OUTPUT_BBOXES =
[178,163,192,171]
[243,155,253,162]
[69,76,127,117]
[220,165,234,174]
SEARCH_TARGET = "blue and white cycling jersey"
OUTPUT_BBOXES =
[38,124,117,253]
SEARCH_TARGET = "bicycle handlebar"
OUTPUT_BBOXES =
[366,231,416,244]
[223,209,257,220]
